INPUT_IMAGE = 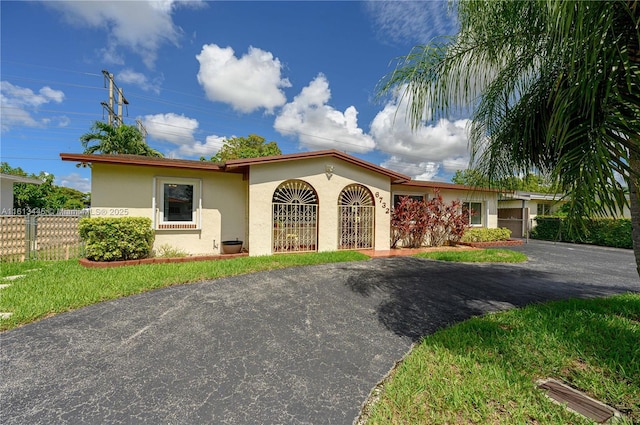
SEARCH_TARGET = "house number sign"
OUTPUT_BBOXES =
[374,192,389,214]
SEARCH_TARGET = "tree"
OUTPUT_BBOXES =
[1,162,90,211]
[451,169,559,193]
[201,134,281,162]
[378,1,640,275]
[80,121,163,157]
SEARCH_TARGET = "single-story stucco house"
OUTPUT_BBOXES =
[60,150,501,257]
[497,191,565,238]
[0,173,44,215]
[497,190,632,238]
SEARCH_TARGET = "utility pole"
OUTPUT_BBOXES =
[101,70,128,126]
[136,118,148,142]
[99,69,148,142]
[117,86,129,126]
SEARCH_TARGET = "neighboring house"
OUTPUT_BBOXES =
[0,173,43,215]
[498,191,565,238]
[498,190,632,238]
[60,150,502,257]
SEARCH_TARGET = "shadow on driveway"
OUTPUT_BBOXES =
[1,241,638,424]
[345,254,635,342]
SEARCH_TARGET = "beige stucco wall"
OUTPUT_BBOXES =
[91,163,247,256]
[248,157,392,256]
[391,185,499,228]
[498,199,523,210]
[499,198,564,228]
[1,179,14,215]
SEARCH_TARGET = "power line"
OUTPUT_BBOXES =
[99,69,150,140]
[1,60,103,77]
[1,61,467,166]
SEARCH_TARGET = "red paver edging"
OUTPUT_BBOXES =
[458,239,524,248]
[79,253,249,268]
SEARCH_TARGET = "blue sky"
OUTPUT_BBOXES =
[1,0,468,193]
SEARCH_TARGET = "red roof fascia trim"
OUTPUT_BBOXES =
[394,180,504,193]
[224,149,410,182]
[60,153,224,171]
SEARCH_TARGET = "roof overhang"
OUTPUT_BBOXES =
[394,180,504,193]
[223,149,410,183]
[60,153,225,172]
[61,150,411,183]
[499,191,564,201]
[0,173,44,185]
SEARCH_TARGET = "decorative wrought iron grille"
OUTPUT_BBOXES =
[272,180,318,253]
[338,184,374,249]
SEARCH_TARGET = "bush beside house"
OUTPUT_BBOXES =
[391,190,467,248]
[460,227,511,243]
[79,217,155,261]
[531,216,632,249]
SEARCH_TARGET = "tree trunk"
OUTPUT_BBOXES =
[628,141,640,279]
[625,1,639,278]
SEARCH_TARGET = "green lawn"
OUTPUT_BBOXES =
[361,294,640,424]
[4,248,637,424]
[415,248,527,263]
[0,251,368,331]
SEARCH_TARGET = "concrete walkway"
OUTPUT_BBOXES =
[1,240,638,424]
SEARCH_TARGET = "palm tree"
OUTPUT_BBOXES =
[80,121,163,157]
[378,0,640,276]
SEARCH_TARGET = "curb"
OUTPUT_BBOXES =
[458,239,524,248]
[79,252,249,268]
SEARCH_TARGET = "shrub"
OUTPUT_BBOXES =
[78,217,155,261]
[391,196,429,248]
[425,190,468,246]
[154,243,187,258]
[530,216,563,240]
[531,216,632,249]
[391,189,468,248]
[461,227,512,243]
[586,219,632,248]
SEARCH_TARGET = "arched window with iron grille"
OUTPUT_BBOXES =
[272,180,318,253]
[338,184,374,250]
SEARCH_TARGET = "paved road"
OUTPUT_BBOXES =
[1,240,638,424]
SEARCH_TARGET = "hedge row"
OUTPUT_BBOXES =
[531,217,632,249]
[460,227,512,243]
[79,217,155,261]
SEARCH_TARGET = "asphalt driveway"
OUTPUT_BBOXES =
[1,240,638,424]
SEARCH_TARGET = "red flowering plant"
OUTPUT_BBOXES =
[425,189,468,247]
[391,189,469,248]
[390,196,429,248]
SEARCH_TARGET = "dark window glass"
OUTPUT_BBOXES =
[393,194,425,208]
[163,183,193,222]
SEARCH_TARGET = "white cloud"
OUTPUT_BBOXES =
[57,173,91,193]
[0,81,65,131]
[381,156,442,181]
[274,74,376,154]
[371,93,470,180]
[196,44,291,113]
[117,69,162,94]
[143,112,198,145]
[365,0,456,45]
[142,112,225,158]
[170,135,226,158]
[38,86,65,103]
[41,116,71,128]
[45,0,204,68]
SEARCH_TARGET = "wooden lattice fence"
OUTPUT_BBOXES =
[0,214,87,262]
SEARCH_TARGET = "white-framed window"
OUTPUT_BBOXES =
[392,193,427,209]
[462,201,483,226]
[154,177,201,230]
[537,203,551,216]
